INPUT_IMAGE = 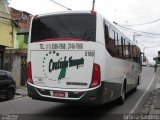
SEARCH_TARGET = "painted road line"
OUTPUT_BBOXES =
[130,74,156,114]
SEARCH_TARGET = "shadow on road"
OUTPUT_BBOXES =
[18,103,120,120]
[19,90,139,120]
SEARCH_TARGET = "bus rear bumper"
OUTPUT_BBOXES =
[27,81,122,106]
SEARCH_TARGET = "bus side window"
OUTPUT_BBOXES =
[116,33,119,56]
[104,24,109,44]
[123,38,126,59]
[126,41,131,59]
[135,46,141,63]
[104,25,112,55]
[104,24,117,57]
[128,42,131,59]
[120,36,124,58]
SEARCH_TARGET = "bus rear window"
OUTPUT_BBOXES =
[31,14,96,42]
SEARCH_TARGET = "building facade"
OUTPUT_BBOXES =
[8,8,32,87]
[0,0,13,69]
[10,7,31,49]
[0,1,32,87]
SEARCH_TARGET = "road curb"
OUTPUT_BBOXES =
[14,95,27,99]
[15,87,28,98]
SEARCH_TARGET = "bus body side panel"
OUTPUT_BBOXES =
[94,21,125,103]
[95,23,142,103]
[99,54,141,104]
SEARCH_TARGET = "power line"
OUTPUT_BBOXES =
[139,34,160,38]
[147,44,160,48]
[139,40,160,45]
[113,21,160,36]
[115,24,160,38]
[126,18,160,27]
[48,0,72,10]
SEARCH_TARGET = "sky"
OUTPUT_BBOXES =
[9,0,160,63]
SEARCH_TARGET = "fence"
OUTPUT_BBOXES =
[21,55,27,86]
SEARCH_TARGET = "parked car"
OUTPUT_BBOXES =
[0,70,16,100]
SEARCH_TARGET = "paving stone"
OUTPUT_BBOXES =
[139,68,160,115]
[149,68,160,114]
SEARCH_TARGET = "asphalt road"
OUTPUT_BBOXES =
[0,67,156,120]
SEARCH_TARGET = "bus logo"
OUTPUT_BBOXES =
[43,50,84,80]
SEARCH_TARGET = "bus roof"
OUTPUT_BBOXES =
[34,10,97,18]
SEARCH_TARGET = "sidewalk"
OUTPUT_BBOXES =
[15,86,28,98]
[140,67,160,115]
[150,67,160,114]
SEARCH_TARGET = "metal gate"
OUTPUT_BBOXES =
[21,55,27,86]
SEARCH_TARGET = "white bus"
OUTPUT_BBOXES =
[27,11,142,105]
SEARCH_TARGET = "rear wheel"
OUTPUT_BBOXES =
[118,82,126,105]
[133,77,139,92]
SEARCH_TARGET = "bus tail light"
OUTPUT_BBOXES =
[89,64,100,88]
[27,62,33,84]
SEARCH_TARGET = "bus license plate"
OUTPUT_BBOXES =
[52,91,66,97]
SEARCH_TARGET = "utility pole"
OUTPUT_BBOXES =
[133,33,141,43]
[92,0,95,10]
